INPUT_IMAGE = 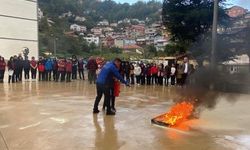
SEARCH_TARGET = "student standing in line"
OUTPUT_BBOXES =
[57,58,66,82]
[158,63,164,85]
[23,57,30,81]
[86,57,98,84]
[66,59,72,82]
[7,57,15,83]
[16,55,24,82]
[146,64,152,85]
[72,56,78,80]
[140,63,146,85]
[52,58,58,81]
[176,64,183,86]
[164,64,171,86]
[151,64,158,85]
[124,62,131,82]
[78,58,85,80]
[0,56,6,83]
[130,63,135,85]
[30,57,37,81]
[45,58,53,81]
[170,64,176,86]
[134,63,142,85]
[38,59,45,81]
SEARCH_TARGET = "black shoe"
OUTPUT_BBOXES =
[93,109,100,114]
[106,111,116,115]
[111,108,116,112]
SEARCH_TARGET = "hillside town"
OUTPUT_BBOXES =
[38,5,250,58]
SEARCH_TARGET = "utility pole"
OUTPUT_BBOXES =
[51,34,57,56]
[211,0,219,67]
[53,38,57,56]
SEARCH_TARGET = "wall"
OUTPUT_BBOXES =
[0,0,38,59]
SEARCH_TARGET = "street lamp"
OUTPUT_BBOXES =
[211,0,219,67]
[51,34,58,56]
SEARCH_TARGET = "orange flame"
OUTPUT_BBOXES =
[155,101,194,126]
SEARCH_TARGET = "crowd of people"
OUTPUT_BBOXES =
[0,54,194,87]
[0,55,86,83]
[119,57,194,87]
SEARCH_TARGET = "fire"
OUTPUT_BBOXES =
[154,101,194,126]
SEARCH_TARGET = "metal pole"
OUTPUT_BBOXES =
[211,0,219,67]
[53,38,57,56]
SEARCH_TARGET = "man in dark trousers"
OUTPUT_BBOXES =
[93,58,129,115]
[182,57,194,85]
[16,55,24,82]
[87,57,98,84]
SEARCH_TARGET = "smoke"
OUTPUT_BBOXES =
[173,28,250,115]
[171,65,249,119]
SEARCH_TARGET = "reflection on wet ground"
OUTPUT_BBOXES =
[0,81,250,150]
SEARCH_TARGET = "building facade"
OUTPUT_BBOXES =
[0,0,39,59]
[84,35,100,46]
[227,6,248,18]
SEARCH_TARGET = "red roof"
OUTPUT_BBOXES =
[123,44,142,50]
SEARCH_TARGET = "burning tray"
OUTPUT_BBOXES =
[151,115,171,127]
[151,101,195,127]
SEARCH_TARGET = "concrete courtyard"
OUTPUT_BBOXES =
[0,81,250,150]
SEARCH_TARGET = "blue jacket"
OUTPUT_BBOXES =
[45,59,53,71]
[96,62,127,86]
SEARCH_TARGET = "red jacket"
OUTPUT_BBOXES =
[151,66,158,74]
[66,62,72,72]
[0,60,6,70]
[30,60,37,69]
[38,63,45,72]
[114,80,120,97]
[87,59,98,71]
[58,60,66,72]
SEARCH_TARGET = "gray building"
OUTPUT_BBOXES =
[0,0,38,59]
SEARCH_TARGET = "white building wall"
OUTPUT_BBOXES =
[0,0,38,59]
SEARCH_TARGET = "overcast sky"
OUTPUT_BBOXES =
[114,0,250,10]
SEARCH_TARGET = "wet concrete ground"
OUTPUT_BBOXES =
[0,81,250,150]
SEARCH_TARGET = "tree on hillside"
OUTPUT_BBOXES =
[162,0,228,52]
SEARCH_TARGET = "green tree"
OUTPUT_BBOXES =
[162,0,228,52]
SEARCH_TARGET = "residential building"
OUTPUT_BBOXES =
[98,20,109,26]
[136,38,146,46]
[103,36,115,48]
[110,23,118,27]
[75,16,86,22]
[84,35,100,45]
[114,38,124,48]
[123,44,143,53]
[227,6,248,18]
[118,18,130,24]
[145,27,157,39]
[0,0,38,59]
[126,25,145,38]
[91,27,102,36]
[59,11,74,18]
[154,35,169,51]
[70,24,87,33]
[222,54,250,74]
[102,27,114,33]
[124,38,136,46]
